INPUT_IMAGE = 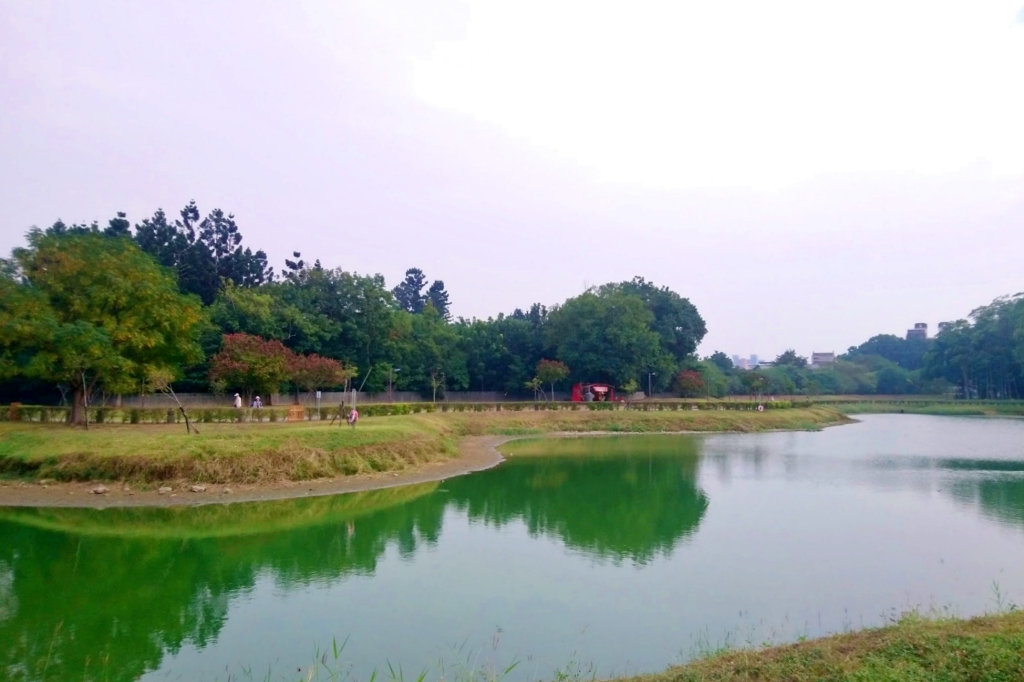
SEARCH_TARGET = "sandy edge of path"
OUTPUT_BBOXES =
[0,435,512,509]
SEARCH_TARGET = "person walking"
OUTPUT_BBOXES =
[347,407,359,429]
[233,393,242,409]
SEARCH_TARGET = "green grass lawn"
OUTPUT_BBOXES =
[0,417,457,482]
[0,418,430,460]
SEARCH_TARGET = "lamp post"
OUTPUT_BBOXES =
[388,367,401,403]
[648,372,656,398]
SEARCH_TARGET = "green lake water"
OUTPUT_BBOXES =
[4,414,1024,681]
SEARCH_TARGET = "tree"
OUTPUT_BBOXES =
[282,252,307,284]
[695,360,728,397]
[104,211,132,238]
[209,281,332,356]
[875,365,911,395]
[845,334,931,371]
[774,349,808,368]
[675,369,705,398]
[525,376,543,401]
[707,351,734,372]
[392,306,467,399]
[426,280,451,320]
[620,378,640,403]
[274,266,397,371]
[921,295,1024,399]
[135,206,219,303]
[456,310,549,396]
[600,277,707,362]
[290,354,355,402]
[134,202,271,304]
[392,268,451,319]
[546,290,663,386]
[740,370,768,399]
[196,207,272,288]
[208,333,295,402]
[392,268,428,313]
[761,366,797,395]
[535,359,569,401]
[1,232,204,424]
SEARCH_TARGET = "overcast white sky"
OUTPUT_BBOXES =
[2,0,1023,359]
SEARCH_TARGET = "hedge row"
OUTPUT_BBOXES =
[0,405,299,424]
[0,399,804,424]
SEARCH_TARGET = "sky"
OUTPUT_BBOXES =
[1,0,1023,359]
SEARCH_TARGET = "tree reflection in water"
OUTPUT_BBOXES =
[451,435,708,564]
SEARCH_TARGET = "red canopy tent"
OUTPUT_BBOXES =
[571,383,616,402]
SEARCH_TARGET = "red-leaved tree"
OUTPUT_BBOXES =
[535,359,570,401]
[676,369,705,398]
[209,333,295,403]
[290,354,355,402]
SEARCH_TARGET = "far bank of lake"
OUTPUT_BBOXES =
[0,406,847,505]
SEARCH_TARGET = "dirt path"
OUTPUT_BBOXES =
[0,435,510,509]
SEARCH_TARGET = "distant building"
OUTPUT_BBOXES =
[811,352,836,369]
[757,361,775,369]
[750,354,759,367]
[906,323,928,341]
[937,321,953,334]
[736,357,750,370]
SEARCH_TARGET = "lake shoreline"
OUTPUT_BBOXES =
[0,434,512,509]
[0,408,851,508]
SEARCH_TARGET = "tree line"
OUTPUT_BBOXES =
[922,295,1024,399]
[4,203,1020,419]
[681,342,940,399]
[0,202,709,421]
[683,294,1024,399]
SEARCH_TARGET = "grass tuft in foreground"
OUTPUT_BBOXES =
[630,610,1024,682]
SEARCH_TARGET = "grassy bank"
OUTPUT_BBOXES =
[436,405,846,436]
[0,418,459,483]
[837,401,1024,416]
[630,610,1024,682]
[0,407,847,484]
